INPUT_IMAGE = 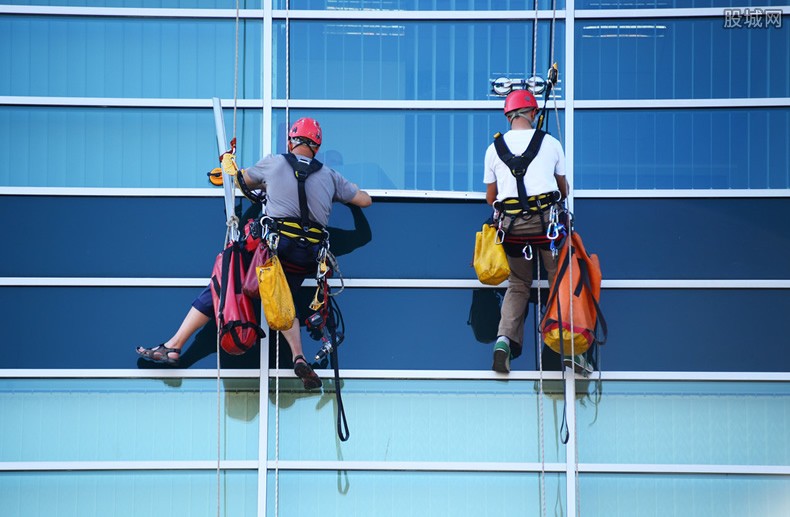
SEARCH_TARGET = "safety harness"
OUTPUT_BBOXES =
[260,151,350,442]
[492,131,566,259]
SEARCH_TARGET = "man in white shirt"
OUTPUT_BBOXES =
[483,89,569,373]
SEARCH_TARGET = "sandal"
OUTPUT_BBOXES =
[136,344,181,366]
[293,355,322,390]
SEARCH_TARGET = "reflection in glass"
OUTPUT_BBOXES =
[577,381,790,466]
[0,379,260,461]
[268,470,565,516]
[0,470,257,517]
[273,109,565,192]
[273,20,565,101]
[574,109,789,190]
[0,107,262,188]
[1,17,261,99]
[582,474,790,517]
[267,379,566,464]
[576,17,789,100]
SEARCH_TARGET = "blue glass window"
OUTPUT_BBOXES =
[280,0,565,9]
[268,471,565,516]
[267,379,566,463]
[577,0,787,7]
[0,106,261,188]
[0,16,261,99]
[576,18,789,100]
[574,108,790,189]
[581,474,790,517]
[576,381,790,466]
[0,379,259,461]
[274,108,565,191]
[0,471,257,517]
[2,0,261,9]
[274,20,565,101]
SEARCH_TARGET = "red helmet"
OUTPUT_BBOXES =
[289,117,322,146]
[504,90,538,115]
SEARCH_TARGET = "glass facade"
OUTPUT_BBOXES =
[1,2,789,517]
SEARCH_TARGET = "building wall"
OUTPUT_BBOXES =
[1,1,789,516]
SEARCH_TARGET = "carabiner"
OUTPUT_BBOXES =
[267,231,279,252]
[546,222,560,241]
[522,243,533,260]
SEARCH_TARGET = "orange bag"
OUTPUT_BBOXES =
[540,231,607,356]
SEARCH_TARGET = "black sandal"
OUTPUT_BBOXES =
[136,344,181,366]
[293,355,322,390]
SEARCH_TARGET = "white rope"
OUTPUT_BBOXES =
[232,0,239,140]
[532,0,539,80]
[274,331,281,517]
[565,219,581,517]
[216,328,222,517]
[284,0,291,132]
[275,1,290,515]
[536,253,546,517]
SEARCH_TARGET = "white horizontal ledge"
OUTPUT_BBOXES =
[267,460,567,473]
[0,96,264,108]
[575,98,790,109]
[575,7,790,19]
[2,459,784,476]
[1,369,788,382]
[0,369,261,379]
[581,463,790,476]
[6,95,789,110]
[0,460,256,472]
[2,278,789,289]
[2,186,788,199]
[0,6,566,20]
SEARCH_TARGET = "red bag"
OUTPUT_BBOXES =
[242,242,270,299]
[211,241,265,355]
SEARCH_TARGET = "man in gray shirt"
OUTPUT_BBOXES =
[137,117,371,390]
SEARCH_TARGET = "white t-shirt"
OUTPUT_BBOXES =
[483,129,566,200]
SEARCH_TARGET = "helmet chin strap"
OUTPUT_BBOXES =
[508,109,537,125]
[289,138,319,158]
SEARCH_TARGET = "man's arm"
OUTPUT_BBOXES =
[349,187,373,208]
[485,182,498,206]
[555,174,569,201]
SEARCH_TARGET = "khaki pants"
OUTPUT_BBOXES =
[497,213,559,345]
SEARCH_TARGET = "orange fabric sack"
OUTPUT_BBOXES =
[540,232,607,356]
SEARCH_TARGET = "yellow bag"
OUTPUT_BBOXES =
[473,224,510,285]
[257,255,296,331]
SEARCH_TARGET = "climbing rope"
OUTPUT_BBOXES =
[566,223,581,517]
[532,0,539,81]
[536,254,546,517]
[274,331,281,517]
[274,4,291,516]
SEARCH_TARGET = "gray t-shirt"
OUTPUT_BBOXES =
[243,154,359,227]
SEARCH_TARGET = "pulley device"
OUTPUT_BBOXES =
[491,62,559,133]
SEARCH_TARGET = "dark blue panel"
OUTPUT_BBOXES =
[4,286,789,373]
[0,286,258,370]
[3,196,790,280]
[574,197,790,280]
[0,196,228,277]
